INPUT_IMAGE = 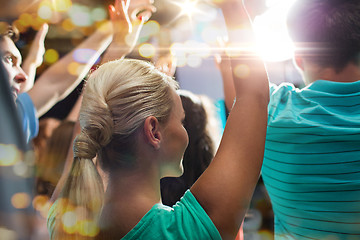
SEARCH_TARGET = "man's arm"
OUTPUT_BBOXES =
[20,23,48,93]
[27,22,113,117]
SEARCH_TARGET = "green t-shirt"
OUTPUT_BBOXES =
[263,80,360,239]
[48,190,221,240]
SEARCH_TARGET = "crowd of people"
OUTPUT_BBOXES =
[1,0,360,239]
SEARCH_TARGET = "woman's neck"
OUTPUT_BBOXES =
[99,165,162,239]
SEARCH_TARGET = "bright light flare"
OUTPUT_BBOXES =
[252,0,297,62]
[168,0,204,26]
[179,0,199,18]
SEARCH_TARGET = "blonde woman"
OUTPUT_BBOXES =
[47,1,269,240]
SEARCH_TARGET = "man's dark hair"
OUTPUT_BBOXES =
[0,22,19,42]
[287,0,360,72]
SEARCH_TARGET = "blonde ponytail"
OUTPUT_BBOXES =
[49,133,105,239]
[48,59,178,239]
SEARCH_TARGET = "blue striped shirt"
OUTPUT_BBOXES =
[262,80,360,239]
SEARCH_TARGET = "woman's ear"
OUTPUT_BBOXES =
[143,116,161,150]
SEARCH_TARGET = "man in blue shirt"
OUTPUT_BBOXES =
[0,0,154,143]
[261,0,360,239]
[0,23,114,143]
[218,0,360,238]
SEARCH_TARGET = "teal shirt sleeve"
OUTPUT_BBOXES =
[47,190,222,240]
[16,93,38,143]
[123,190,222,240]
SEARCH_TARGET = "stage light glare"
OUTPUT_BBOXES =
[253,0,297,62]
[168,0,203,24]
[181,0,198,17]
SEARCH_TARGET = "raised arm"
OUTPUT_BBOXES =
[21,23,48,93]
[101,0,156,63]
[27,22,113,117]
[214,37,236,112]
[191,0,269,239]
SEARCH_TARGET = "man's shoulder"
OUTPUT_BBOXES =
[269,81,301,101]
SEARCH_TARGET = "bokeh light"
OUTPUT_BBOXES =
[187,54,202,68]
[62,214,77,234]
[91,7,107,22]
[13,20,27,33]
[62,18,75,32]
[79,26,94,36]
[69,4,93,27]
[31,17,47,30]
[44,49,59,64]
[38,5,53,20]
[33,195,51,218]
[11,192,31,209]
[62,211,77,228]
[169,41,213,68]
[78,220,99,237]
[139,43,156,58]
[67,62,82,76]
[233,64,250,79]
[0,144,21,166]
[171,43,187,67]
[176,57,187,68]
[0,228,16,239]
[13,161,31,178]
[73,48,97,64]
[58,206,101,237]
[170,42,186,58]
[52,0,72,12]
[18,13,33,28]
[258,229,274,240]
[140,20,160,38]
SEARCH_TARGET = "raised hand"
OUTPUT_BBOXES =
[155,53,177,77]
[108,0,156,52]
[214,36,236,111]
[109,0,132,37]
[128,0,157,22]
[21,23,48,93]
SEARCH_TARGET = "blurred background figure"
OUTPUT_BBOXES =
[32,118,61,161]
[35,120,75,198]
[161,89,221,206]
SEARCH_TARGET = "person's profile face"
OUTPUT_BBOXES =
[0,36,27,100]
[159,89,189,177]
